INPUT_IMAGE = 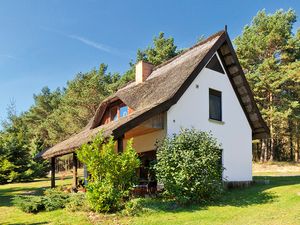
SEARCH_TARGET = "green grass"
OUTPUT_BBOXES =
[122,175,300,225]
[0,177,91,225]
[1,168,300,225]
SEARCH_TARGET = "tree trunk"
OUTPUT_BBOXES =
[260,140,264,162]
[269,93,274,161]
[264,139,268,162]
[289,120,294,161]
[295,122,299,162]
[260,139,267,162]
[269,138,274,161]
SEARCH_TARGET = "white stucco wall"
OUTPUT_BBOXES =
[166,54,252,182]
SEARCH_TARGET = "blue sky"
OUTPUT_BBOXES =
[0,0,299,124]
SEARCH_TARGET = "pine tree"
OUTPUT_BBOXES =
[137,32,178,65]
[235,9,300,161]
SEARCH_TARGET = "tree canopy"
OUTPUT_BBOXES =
[235,9,300,161]
[137,32,178,66]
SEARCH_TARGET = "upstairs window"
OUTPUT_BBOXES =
[209,89,222,121]
[120,105,128,118]
[106,103,129,124]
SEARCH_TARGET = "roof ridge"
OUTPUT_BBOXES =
[152,30,226,71]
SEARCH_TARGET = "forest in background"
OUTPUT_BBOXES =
[0,9,299,183]
[235,9,300,162]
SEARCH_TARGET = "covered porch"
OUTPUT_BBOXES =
[48,113,166,190]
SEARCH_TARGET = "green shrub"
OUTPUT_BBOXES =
[121,198,144,216]
[13,188,72,213]
[155,128,224,204]
[76,133,140,212]
[65,192,89,212]
[43,188,70,211]
[87,180,122,212]
[13,195,45,213]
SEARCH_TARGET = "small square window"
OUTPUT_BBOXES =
[120,105,128,118]
[209,89,222,121]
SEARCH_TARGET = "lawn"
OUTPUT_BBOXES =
[0,176,91,225]
[0,164,300,225]
[125,175,300,225]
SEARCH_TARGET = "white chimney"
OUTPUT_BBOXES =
[135,61,154,83]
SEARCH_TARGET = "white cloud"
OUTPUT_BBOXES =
[67,34,112,53]
[40,26,121,55]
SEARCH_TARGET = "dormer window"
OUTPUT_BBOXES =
[101,101,131,125]
[120,105,128,118]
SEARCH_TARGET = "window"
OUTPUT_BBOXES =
[209,89,222,121]
[110,107,118,121]
[206,54,225,74]
[119,105,128,118]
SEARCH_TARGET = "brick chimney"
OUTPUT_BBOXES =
[135,61,154,83]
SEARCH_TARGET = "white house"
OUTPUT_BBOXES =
[38,30,269,188]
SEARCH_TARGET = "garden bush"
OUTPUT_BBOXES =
[43,188,70,211]
[13,188,71,213]
[76,133,140,212]
[121,198,144,216]
[155,128,224,204]
[13,195,45,213]
[65,192,89,212]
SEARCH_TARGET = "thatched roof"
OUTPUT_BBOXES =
[38,106,152,159]
[39,30,269,159]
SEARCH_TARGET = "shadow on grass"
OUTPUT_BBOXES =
[0,176,73,208]
[0,186,46,207]
[138,176,300,213]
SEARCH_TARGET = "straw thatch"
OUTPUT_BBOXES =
[39,30,269,159]
[38,106,151,158]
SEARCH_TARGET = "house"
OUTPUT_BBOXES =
[38,30,269,188]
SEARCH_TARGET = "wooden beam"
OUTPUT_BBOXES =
[51,157,56,188]
[222,52,232,57]
[124,127,161,139]
[72,153,78,189]
[117,135,124,153]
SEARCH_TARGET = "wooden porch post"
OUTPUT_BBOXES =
[51,157,56,188]
[72,152,78,189]
[83,164,88,186]
[117,135,124,153]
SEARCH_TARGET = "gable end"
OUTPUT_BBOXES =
[206,54,225,74]
[217,34,270,139]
